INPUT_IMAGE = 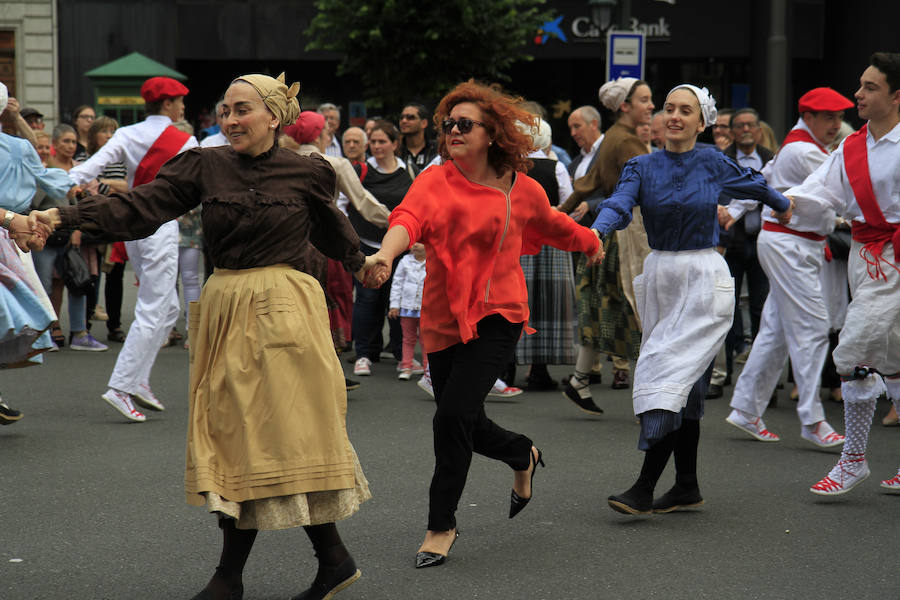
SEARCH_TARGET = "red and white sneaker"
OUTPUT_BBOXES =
[102,389,146,422]
[810,457,870,495]
[801,421,845,448]
[880,471,900,494]
[725,409,780,442]
[488,379,523,398]
[132,383,165,412]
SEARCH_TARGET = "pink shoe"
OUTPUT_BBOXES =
[725,409,780,442]
[810,457,870,495]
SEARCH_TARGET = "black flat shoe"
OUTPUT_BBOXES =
[652,484,704,513]
[415,531,459,569]
[562,381,603,415]
[292,555,361,600]
[509,448,544,518]
[607,487,652,515]
[189,572,243,600]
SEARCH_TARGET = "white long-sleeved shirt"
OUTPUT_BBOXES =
[389,254,426,312]
[69,115,198,188]
[573,134,603,181]
[786,120,900,225]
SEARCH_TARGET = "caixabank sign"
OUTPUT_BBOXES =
[531,0,752,59]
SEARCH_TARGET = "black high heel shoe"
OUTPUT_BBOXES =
[415,530,459,569]
[509,447,544,519]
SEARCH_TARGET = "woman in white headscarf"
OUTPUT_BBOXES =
[590,84,793,516]
[34,73,375,600]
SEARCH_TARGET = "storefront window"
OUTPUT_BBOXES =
[0,30,15,97]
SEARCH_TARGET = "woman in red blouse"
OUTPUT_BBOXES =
[367,81,603,568]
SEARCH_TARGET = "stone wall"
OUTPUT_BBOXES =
[0,0,58,127]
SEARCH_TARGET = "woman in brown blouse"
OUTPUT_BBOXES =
[36,73,373,600]
[558,77,655,412]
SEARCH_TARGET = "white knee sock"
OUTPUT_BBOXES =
[839,375,886,461]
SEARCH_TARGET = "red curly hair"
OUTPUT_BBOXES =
[434,80,538,176]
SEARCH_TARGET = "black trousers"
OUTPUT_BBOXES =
[426,315,532,531]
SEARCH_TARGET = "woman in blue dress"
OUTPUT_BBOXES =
[590,84,794,515]
[0,82,73,422]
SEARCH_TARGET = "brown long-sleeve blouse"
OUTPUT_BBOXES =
[558,121,648,214]
[56,144,365,274]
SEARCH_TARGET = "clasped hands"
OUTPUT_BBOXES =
[717,196,795,231]
[354,253,392,288]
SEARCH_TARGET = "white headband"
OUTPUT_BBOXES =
[598,77,639,111]
[668,84,718,129]
[0,82,7,117]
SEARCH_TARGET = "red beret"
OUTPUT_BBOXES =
[798,87,853,114]
[283,111,325,145]
[140,77,189,103]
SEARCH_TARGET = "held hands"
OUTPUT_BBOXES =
[775,196,795,225]
[7,212,50,253]
[354,253,393,288]
[717,205,736,231]
[31,208,62,230]
[388,308,400,319]
[585,229,605,266]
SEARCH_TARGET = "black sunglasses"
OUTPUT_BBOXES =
[441,117,485,134]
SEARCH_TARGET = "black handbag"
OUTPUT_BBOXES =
[54,244,93,296]
[827,227,852,261]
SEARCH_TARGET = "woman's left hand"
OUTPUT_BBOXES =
[585,229,605,266]
[8,213,48,253]
[775,195,795,225]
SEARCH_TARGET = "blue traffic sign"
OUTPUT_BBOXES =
[606,31,646,80]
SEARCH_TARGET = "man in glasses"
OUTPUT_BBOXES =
[712,108,735,150]
[20,107,45,131]
[398,103,437,176]
[722,107,774,383]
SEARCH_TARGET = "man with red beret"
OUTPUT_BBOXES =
[725,86,854,449]
[69,75,198,423]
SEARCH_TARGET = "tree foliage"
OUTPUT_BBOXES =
[305,0,549,110]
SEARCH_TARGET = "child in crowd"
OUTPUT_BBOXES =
[389,243,427,380]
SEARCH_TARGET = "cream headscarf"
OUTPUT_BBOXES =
[516,118,552,151]
[232,72,301,126]
[598,77,639,112]
[0,82,7,116]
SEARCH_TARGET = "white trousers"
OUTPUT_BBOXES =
[632,248,734,415]
[730,230,830,425]
[833,241,900,378]
[108,221,180,394]
[178,246,203,327]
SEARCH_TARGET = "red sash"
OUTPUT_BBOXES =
[132,125,191,187]
[780,128,828,154]
[843,124,900,279]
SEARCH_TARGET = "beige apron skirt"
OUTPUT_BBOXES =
[186,265,370,530]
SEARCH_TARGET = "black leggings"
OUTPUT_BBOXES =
[426,315,532,531]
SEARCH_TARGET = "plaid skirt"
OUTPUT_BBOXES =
[575,231,642,361]
[516,245,577,365]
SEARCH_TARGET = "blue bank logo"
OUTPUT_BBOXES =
[534,15,567,45]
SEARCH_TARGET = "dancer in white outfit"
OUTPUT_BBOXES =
[785,53,900,495]
[68,77,198,421]
[724,88,854,448]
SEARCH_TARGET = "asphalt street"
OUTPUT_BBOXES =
[1,274,898,599]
